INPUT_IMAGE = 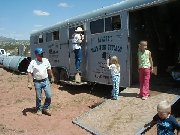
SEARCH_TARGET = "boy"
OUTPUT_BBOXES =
[144,100,180,135]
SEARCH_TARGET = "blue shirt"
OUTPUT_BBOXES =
[153,114,180,135]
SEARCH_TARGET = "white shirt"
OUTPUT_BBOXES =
[72,33,84,50]
[27,58,51,80]
[108,64,120,76]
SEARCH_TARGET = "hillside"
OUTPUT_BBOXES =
[0,36,15,41]
[0,36,30,56]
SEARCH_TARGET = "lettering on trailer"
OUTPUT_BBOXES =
[91,36,122,53]
[92,35,122,80]
[48,44,60,63]
[94,61,111,80]
[91,44,122,53]
[98,35,113,43]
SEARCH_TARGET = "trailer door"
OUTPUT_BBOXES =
[87,11,130,87]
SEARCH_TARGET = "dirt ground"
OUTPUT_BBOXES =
[0,67,106,135]
[0,66,179,135]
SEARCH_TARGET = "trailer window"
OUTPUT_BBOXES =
[46,33,52,42]
[90,19,104,34]
[69,27,76,39]
[105,15,121,31]
[0,49,4,54]
[53,31,59,40]
[39,34,43,43]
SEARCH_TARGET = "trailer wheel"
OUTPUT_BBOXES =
[52,67,60,83]
[60,69,68,81]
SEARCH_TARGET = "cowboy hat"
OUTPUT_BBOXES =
[75,27,84,32]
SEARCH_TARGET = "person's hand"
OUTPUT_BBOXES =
[49,77,54,84]
[150,67,154,73]
[144,123,150,128]
[27,82,32,90]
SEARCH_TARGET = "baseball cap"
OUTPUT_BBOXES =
[34,48,44,55]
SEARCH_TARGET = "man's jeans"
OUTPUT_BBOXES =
[34,78,52,111]
[74,49,82,71]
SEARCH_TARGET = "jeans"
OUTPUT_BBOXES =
[112,75,120,98]
[34,78,52,111]
[74,49,82,71]
[139,68,151,97]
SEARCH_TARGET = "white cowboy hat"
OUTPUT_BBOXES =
[75,27,84,32]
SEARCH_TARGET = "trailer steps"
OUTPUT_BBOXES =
[60,80,88,86]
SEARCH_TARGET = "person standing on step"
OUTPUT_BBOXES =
[137,40,153,100]
[72,27,84,73]
[27,48,54,116]
[107,55,121,100]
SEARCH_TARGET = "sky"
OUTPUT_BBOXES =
[0,0,123,40]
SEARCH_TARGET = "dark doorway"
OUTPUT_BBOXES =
[129,0,180,86]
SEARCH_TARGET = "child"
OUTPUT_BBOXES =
[107,55,120,100]
[144,100,180,135]
[137,40,153,100]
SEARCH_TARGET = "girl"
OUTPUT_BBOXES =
[137,40,153,100]
[107,56,120,100]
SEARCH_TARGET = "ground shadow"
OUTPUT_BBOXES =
[120,93,138,97]
[22,107,36,116]
[150,74,180,95]
[58,83,125,99]
[132,75,180,97]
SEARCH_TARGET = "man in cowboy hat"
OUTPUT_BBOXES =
[72,27,84,75]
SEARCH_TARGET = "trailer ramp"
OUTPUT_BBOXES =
[73,87,180,135]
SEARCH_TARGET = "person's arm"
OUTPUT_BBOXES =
[144,119,157,129]
[171,116,180,135]
[107,58,110,67]
[74,34,82,44]
[149,51,153,72]
[47,59,54,83]
[27,72,33,90]
[27,61,33,90]
[137,50,140,72]
[144,114,158,128]
[47,69,54,83]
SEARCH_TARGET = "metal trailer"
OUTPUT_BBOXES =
[30,0,179,87]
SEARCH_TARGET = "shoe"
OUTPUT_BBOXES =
[111,97,119,100]
[142,97,148,100]
[136,94,142,98]
[36,110,42,116]
[42,109,51,116]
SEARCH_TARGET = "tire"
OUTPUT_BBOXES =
[60,69,68,81]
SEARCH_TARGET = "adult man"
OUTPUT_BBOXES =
[27,48,54,116]
[72,27,84,72]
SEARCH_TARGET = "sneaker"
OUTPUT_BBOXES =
[111,96,119,100]
[142,97,148,100]
[42,109,51,116]
[136,94,142,98]
[36,110,42,116]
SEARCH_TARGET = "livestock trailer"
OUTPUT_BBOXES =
[30,0,180,87]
